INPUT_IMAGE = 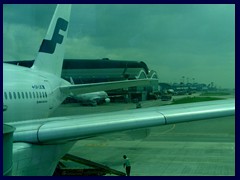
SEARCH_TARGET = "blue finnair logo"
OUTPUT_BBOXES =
[39,18,68,54]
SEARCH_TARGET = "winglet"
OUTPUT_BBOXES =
[31,4,71,77]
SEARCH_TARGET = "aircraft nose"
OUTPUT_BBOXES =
[105,98,110,103]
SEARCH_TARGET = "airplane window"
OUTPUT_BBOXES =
[13,92,16,99]
[25,92,28,99]
[39,92,42,98]
[17,92,20,99]
[21,92,24,99]
[4,92,7,100]
[33,92,35,98]
[36,92,38,98]
[9,92,12,99]
[29,92,32,99]
[42,92,45,98]
[45,92,47,98]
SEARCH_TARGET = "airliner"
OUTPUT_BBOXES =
[69,77,110,106]
[70,91,110,106]
[3,5,235,176]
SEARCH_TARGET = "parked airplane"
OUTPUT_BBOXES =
[3,5,235,176]
[71,91,110,106]
[69,77,110,106]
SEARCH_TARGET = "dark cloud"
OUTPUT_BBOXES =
[3,4,235,88]
[3,4,56,28]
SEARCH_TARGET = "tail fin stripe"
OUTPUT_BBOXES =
[39,18,68,54]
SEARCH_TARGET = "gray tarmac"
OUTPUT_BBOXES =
[51,98,235,176]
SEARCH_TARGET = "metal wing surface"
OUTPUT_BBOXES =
[60,79,157,95]
[10,99,235,144]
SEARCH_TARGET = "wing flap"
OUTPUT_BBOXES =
[10,99,235,144]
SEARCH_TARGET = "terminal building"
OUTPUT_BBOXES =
[6,59,159,102]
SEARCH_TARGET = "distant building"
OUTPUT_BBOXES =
[61,59,150,83]
[158,83,172,93]
[172,82,211,94]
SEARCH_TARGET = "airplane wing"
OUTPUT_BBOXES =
[9,99,234,144]
[60,79,157,95]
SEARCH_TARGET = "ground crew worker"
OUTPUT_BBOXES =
[123,155,131,176]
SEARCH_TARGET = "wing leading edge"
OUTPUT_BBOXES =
[10,99,234,144]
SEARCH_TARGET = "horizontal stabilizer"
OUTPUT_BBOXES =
[60,79,158,95]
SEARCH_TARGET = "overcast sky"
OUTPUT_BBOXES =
[3,4,235,88]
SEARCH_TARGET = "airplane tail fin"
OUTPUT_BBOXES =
[31,4,71,77]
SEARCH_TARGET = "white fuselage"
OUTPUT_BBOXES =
[74,91,110,106]
[3,63,70,123]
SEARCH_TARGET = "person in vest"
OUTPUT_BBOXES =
[123,155,131,176]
